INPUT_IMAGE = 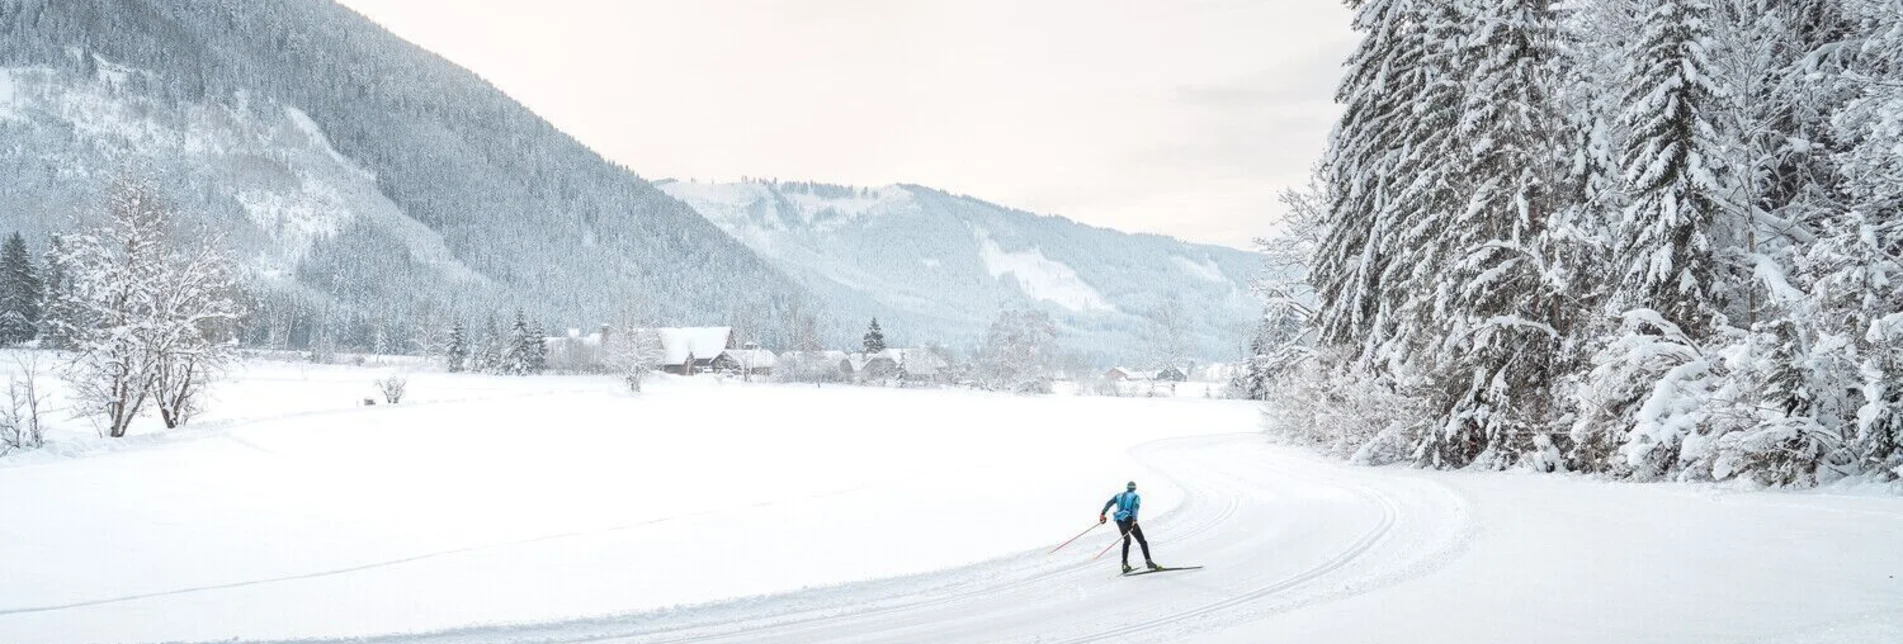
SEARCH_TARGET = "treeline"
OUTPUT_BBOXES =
[1256,0,1901,486]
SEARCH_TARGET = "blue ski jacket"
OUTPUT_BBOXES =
[1102,491,1140,522]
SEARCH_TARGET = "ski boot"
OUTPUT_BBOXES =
[1146,561,1163,571]
[1121,562,1135,574]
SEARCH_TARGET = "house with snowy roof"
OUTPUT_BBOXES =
[655,327,734,375]
[852,348,952,384]
[779,350,851,381]
[713,347,779,377]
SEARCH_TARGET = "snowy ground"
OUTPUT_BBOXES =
[1,356,1899,643]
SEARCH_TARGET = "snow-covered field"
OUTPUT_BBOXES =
[1,357,1899,643]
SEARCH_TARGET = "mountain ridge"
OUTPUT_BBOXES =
[660,178,1262,363]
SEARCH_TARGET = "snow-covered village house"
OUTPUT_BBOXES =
[658,327,735,375]
[713,345,779,378]
[850,348,951,384]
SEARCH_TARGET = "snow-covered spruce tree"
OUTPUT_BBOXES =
[0,233,42,345]
[502,310,534,376]
[474,314,502,374]
[1610,0,1735,338]
[1700,319,1833,485]
[1415,0,1574,470]
[862,318,886,355]
[1824,0,1903,478]
[444,322,469,373]
[1297,0,1472,464]
[1572,0,1740,477]
[1314,0,1467,379]
[526,320,548,375]
[55,180,240,437]
[37,235,73,351]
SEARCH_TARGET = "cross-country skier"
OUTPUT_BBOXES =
[1100,481,1160,574]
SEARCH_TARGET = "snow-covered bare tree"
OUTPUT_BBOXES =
[1,354,48,453]
[149,242,240,429]
[976,309,1058,393]
[54,179,239,437]
[608,325,664,394]
[1141,292,1189,373]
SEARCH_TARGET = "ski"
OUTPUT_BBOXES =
[1121,565,1203,577]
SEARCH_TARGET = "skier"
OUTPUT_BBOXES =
[1100,481,1160,574]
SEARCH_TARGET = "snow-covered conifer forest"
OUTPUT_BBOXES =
[1251,0,1902,486]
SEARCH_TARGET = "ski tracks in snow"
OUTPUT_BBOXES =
[248,433,1476,644]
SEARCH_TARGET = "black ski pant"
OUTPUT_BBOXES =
[1117,518,1151,564]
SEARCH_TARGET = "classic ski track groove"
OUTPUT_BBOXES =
[1048,468,1401,643]
[574,434,1416,644]
[130,433,1464,644]
[558,439,1245,644]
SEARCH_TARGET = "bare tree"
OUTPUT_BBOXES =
[1,353,48,453]
[55,179,240,437]
[150,246,241,429]
[608,325,664,393]
[375,376,408,404]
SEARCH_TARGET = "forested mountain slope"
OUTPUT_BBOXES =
[662,180,1262,363]
[0,0,799,346]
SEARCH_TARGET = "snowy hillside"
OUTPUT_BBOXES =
[661,180,1262,362]
[0,0,800,344]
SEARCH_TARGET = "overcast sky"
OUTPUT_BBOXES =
[332,0,1354,250]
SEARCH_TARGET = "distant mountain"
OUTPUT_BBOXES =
[0,0,799,347]
[661,180,1263,363]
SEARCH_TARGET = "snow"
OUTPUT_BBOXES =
[0,357,1222,642]
[1,356,1898,643]
[973,228,1114,312]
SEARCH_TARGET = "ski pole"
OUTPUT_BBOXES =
[1048,521,1103,555]
[1092,522,1133,560]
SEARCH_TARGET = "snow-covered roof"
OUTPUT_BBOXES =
[657,327,732,365]
[721,348,779,369]
[854,349,949,376]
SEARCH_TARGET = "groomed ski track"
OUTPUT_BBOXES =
[254,434,1477,644]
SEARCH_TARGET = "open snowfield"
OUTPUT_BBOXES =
[1,356,1899,643]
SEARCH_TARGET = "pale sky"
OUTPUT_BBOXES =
[333,0,1355,249]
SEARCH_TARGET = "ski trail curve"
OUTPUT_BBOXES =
[225,433,1474,644]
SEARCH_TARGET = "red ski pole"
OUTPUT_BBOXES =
[1093,522,1132,560]
[1049,520,1104,555]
